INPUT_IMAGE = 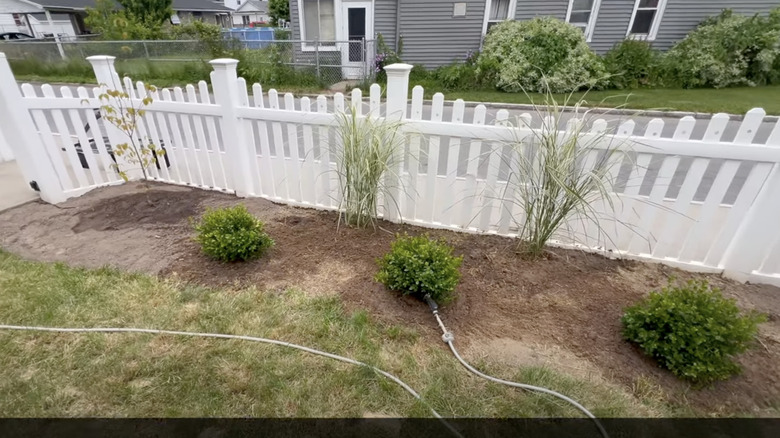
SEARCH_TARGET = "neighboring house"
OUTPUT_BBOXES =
[170,0,234,27]
[288,0,780,69]
[0,0,235,38]
[223,0,269,27]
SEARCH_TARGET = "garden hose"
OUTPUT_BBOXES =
[422,294,610,438]
[0,324,462,438]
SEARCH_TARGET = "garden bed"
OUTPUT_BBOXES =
[0,181,778,416]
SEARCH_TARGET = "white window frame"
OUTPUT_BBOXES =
[481,0,517,38]
[626,0,668,41]
[297,0,342,52]
[565,0,602,42]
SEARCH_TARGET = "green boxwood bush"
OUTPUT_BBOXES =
[622,280,766,386]
[375,235,462,304]
[603,39,660,89]
[476,17,606,93]
[194,205,274,262]
[662,8,780,88]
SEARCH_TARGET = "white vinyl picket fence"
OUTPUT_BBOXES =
[2,52,780,287]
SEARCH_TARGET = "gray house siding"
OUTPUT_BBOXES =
[513,1,567,22]
[398,0,485,68]
[375,0,397,50]
[589,0,635,53]
[653,0,779,50]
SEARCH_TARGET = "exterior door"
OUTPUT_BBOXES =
[340,1,373,80]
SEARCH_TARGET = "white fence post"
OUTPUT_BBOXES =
[86,55,142,180]
[382,63,412,222]
[720,163,780,282]
[0,123,13,162]
[0,53,66,203]
[209,58,254,197]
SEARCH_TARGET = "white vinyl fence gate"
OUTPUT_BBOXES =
[1,52,780,287]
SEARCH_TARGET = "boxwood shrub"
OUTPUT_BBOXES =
[603,39,660,89]
[376,234,462,304]
[194,205,274,262]
[622,280,766,386]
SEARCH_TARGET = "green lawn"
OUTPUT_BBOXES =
[0,250,670,418]
[416,82,780,115]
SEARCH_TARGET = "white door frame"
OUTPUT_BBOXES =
[338,0,373,80]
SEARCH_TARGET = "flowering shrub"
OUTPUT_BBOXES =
[476,18,606,93]
[662,8,780,88]
[374,33,403,82]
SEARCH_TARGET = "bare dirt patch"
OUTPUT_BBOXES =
[0,181,778,416]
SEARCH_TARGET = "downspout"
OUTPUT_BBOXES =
[395,0,401,52]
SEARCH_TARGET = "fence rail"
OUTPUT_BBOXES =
[2,52,780,288]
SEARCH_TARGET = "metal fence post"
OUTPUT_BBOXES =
[361,38,366,80]
[143,41,150,58]
[0,53,66,203]
[210,58,254,197]
[315,38,320,81]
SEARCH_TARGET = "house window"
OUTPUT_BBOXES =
[566,0,601,41]
[12,13,24,27]
[627,0,667,40]
[484,0,516,34]
[242,15,250,26]
[302,0,336,43]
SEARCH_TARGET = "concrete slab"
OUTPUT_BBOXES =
[0,160,38,212]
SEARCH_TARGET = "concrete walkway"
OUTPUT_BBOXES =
[0,160,38,212]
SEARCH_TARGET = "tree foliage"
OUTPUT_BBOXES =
[85,0,171,39]
[269,0,290,26]
[119,0,173,30]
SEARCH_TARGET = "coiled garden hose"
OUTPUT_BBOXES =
[422,294,610,438]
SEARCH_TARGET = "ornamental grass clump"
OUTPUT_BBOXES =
[193,205,274,262]
[499,89,628,258]
[376,234,462,304]
[622,280,766,386]
[332,107,406,229]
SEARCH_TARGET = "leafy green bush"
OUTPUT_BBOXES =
[476,17,606,93]
[194,205,274,262]
[662,9,780,88]
[374,33,404,83]
[376,235,462,304]
[432,62,479,90]
[603,39,660,89]
[622,280,766,386]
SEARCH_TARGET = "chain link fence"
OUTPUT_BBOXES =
[0,39,376,87]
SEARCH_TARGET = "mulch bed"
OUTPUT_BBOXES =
[0,181,778,416]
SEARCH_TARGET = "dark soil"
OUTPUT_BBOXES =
[1,182,778,416]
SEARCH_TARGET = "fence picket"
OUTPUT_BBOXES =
[283,93,303,202]
[351,88,362,115]
[702,113,729,142]
[734,108,765,144]
[267,89,288,200]
[22,84,73,191]
[677,161,740,263]
[77,87,116,182]
[704,163,773,266]
[369,84,381,116]
[458,102,484,229]
[405,86,424,221]
[252,83,275,198]
[43,85,90,188]
[423,90,442,223]
[161,88,194,184]
[199,80,230,190]
[135,82,170,182]
[439,100,465,227]
[316,95,331,207]
[300,97,316,204]
[60,87,103,185]
[150,88,184,184]
[479,109,507,232]
[173,87,206,186]
[186,84,217,187]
